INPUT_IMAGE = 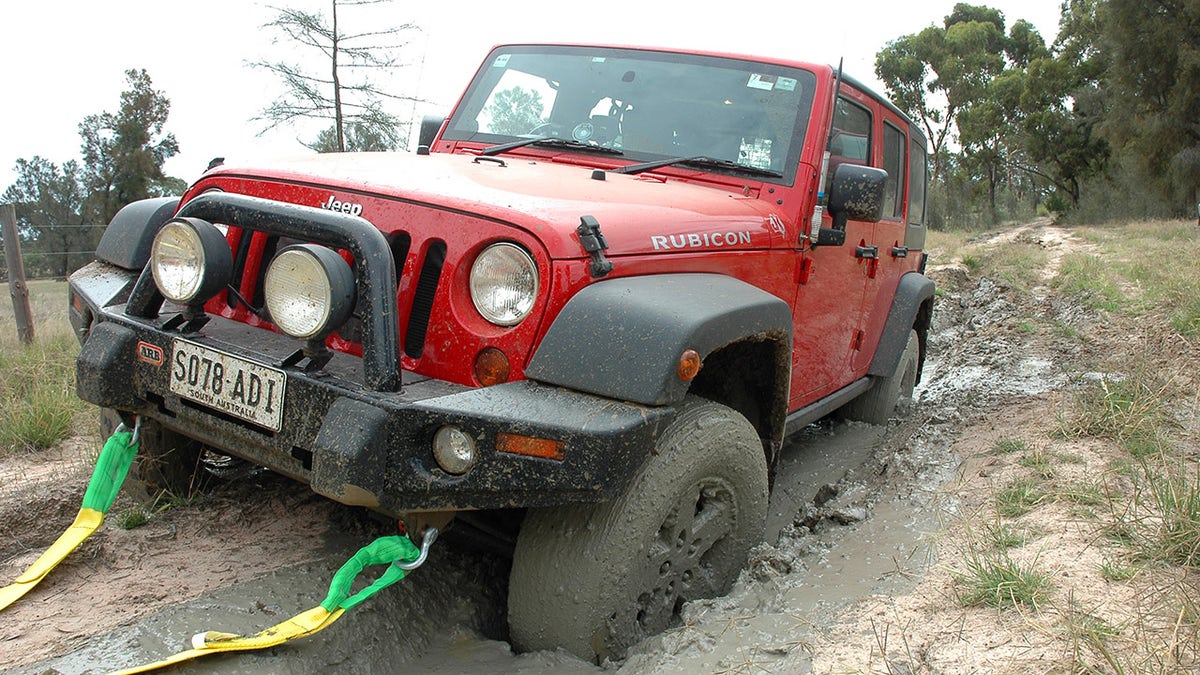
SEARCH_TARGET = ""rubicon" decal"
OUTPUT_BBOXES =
[650,231,753,250]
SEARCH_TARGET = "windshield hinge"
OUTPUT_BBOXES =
[577,215,613,278]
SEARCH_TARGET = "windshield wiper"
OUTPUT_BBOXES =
[613,155,782,178]
[481,136,624,157]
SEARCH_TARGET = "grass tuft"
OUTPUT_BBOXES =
[996,478,1048,518]
[993,437,1029,455]
[0,332,84,455]
[114,508,150,530]
[1018,447,1055,479]
[952,550,1051,609]
[1128,454,1200,568]
[1059,370,1172,452]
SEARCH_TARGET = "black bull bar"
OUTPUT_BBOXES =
[123,192,402,391]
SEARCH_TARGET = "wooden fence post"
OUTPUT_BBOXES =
[1,204,35,345]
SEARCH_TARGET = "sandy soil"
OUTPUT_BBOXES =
[2,222,1194,673]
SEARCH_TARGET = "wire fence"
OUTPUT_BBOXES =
[0,250,98,281]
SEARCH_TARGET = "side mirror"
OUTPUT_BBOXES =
[827,164,888,230]
[417,115,445,154]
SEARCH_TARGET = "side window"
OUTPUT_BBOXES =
[882,122,906,220]
[829,98,871,163]
[907,137,927,226]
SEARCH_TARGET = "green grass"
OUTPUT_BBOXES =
[1066,222,1200,338]
[1054,253,1125,312]
[0,333,84,454]
[984,522,1032,550]
[993,437,1030,455]
[1129,454,1200,568]
[1018,447,1055,479]
[1059,372,1171,451]
[1057,483,1107,508]
[1098,559,1137,581]
[114,508,150,529]
[997,478,1048,518]
[952,550,1051,609]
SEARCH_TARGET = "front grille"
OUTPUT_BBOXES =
[405,240,446,358]
[224,224,444,365]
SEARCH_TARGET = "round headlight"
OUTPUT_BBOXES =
[470,243,538,326]
[264,245,355,339]
[150,218,231,305]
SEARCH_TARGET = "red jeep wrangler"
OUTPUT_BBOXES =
[69,44,933,662]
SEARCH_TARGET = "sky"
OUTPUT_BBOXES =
[0,0,1066,193]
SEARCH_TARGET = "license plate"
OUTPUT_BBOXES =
[169,339,286,431]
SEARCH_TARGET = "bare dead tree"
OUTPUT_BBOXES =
[252,0,421,152]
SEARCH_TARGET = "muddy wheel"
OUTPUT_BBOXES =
[100,410,207,502]
[843,329,920,424]
[508,397,768,662]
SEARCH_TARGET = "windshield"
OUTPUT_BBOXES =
[443,45,817,184]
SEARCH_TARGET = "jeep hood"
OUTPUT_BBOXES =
[202,152,788,259]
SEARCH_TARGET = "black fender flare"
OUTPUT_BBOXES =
[525,273,792,406]
[868,272,935,380]
[94,197,181,270]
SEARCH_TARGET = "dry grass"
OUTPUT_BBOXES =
[0,280,85,455]
[924,220,1200,672]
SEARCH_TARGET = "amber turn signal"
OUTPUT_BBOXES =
[497,432,565,461]
[473,347,511,386]
[677,348,701,381]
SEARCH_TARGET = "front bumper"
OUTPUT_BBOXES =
[70,262,670,515]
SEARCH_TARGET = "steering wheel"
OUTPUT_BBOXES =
[527,122,565,137]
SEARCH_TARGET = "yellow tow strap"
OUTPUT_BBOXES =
[113,530,428,674]
[0,508,105,611]
[1,422,433,673]
[0,423,138,613]
[109,606,345,675]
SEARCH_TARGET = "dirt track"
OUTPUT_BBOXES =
[0,224,1109,673]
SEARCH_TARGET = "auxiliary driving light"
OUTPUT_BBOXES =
[432,426,477,475]
[264,244,355,340]
[150,217,232,306]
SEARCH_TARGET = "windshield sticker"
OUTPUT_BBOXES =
[747,74,776,91]
[776,77,798,92]
[591,57,607,63]
[492,54,511,68]
[651,231,753,250]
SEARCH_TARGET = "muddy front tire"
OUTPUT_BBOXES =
[843,329,920,424]
[507,397,769,662]
[100,410,207,502]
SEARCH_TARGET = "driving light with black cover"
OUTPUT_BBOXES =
[150,217,233,305]
[264,244,355,339]
[470,242,538,326]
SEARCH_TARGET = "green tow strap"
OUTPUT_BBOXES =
[0,426,139,611]
[82,427,140,513]
[114,534,427,674]
[320,535,420,611]
[1,422,434,673]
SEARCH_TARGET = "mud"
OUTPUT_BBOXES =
[7,224,1090,674]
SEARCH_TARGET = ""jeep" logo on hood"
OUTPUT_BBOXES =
[321,195,364,217]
